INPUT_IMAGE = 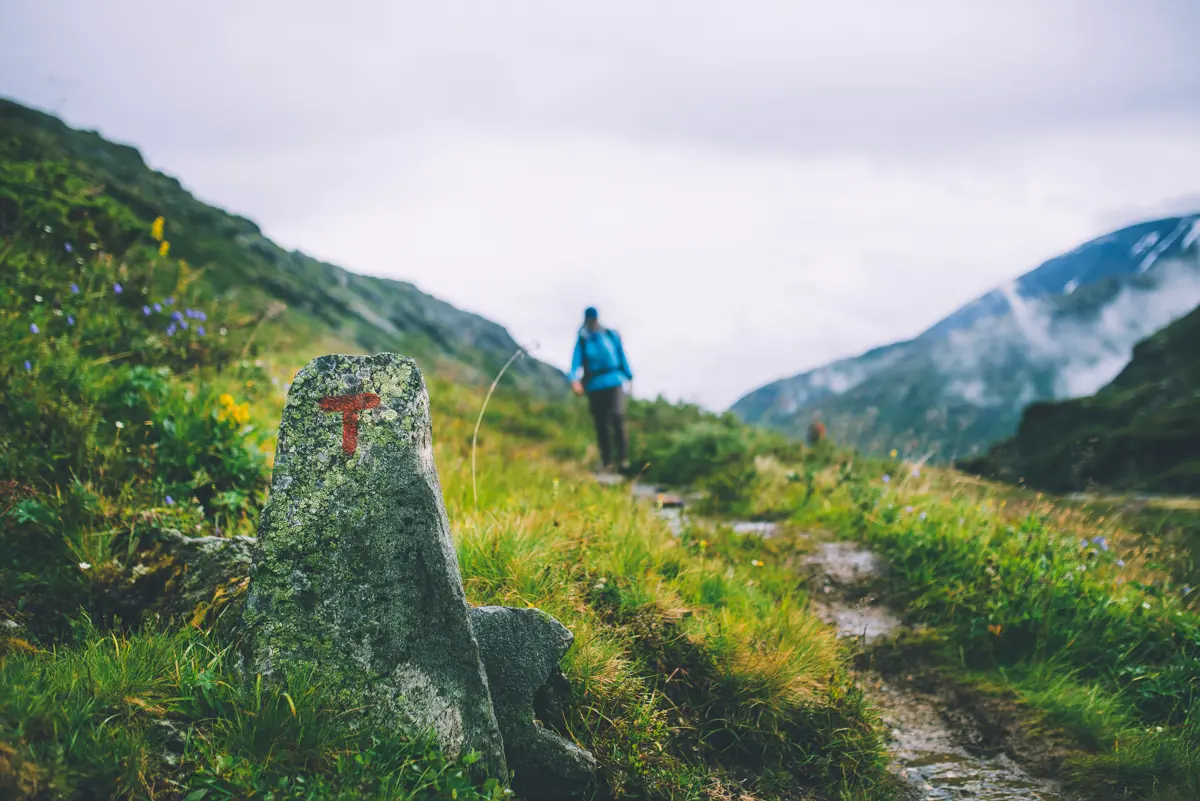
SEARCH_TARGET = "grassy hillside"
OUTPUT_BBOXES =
[0,97,567,397]
[966,302,1200,494]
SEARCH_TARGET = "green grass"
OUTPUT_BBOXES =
[0,620,510,800]
[792,455,1200,799]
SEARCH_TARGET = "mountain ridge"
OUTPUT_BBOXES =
[732,213,1200,460]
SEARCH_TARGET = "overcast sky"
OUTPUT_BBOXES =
[4,1,1199,408]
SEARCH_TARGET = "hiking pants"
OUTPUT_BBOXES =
[587,386,628,468]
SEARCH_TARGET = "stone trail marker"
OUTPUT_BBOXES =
[244,353,595,794]
[244,353,506,778]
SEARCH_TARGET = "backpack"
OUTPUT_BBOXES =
[578,329,623,386]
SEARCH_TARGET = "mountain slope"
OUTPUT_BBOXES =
[732,215,1200,460]
[963,301,1200,494]
[0,97,566,396]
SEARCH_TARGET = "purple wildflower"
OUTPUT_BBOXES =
[171,310,183,321]
[180,320,188,330]
[64,242,73,253]
[911,467,920,478]
[153,303,162,312]
[71,283,79,294]
[1116,559,1125,567]
[1081,539,1088,548]
[197,310,207,321]
[197,326,206,336]
[905,505,914,514]
[143,305,152,315]
[24,360,32,372]
[166,323,177,336]
[166,297,175,306]
[113,283,123,294]
[1091,535,1109,552]
[882,474,891,484]
[919,511,927,521]
[30,323,39,334]
[165,495,174,505]
[67,315,74,326]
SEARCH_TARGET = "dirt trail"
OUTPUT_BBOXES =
[609,476,1072,800]
[802,541,1072,801]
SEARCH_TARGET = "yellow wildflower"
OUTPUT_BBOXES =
[698,539,709,549]
[890,449,898,458]
[216,394,249,425]
[151,216,165,241]
[159,241,170,257]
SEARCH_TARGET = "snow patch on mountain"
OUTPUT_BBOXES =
[1139,217,1194,273]
[1184,219,1200,250]
[1131,231,1160,256]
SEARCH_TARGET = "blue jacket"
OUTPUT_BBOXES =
[570,327,632,392]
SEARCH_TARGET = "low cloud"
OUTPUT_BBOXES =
[934,252,1200,405]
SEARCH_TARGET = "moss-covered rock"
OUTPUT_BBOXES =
[244,353,506,780]
[469,606,597,800]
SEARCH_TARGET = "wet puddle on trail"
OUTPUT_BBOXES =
[804,542,1071,801]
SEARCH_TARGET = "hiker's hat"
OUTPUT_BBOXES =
[584,306,598,320]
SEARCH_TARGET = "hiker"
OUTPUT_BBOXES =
[570,307,633,474]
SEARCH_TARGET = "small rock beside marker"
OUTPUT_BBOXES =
[470,606,597,799]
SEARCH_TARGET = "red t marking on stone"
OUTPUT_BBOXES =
[318,392,381,456]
